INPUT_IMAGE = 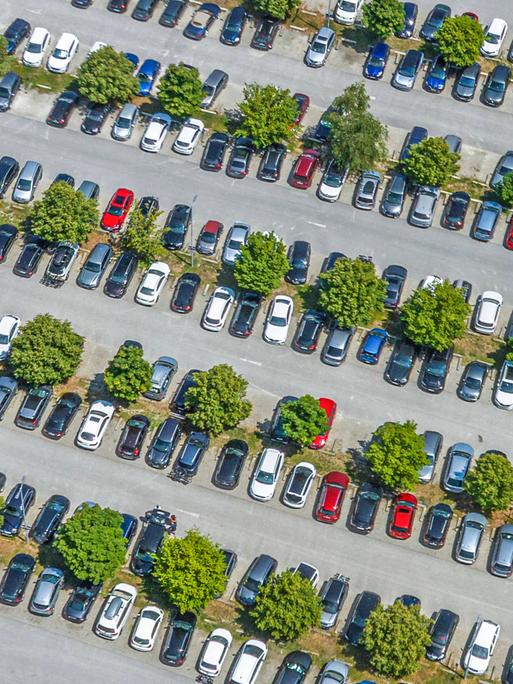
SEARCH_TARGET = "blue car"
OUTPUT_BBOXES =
[183,3,221,40]
[472,201,502,242]
[137,59,161,96]
[124,52,139,72]
[358,329,388,365]
[424,55,448,92]
[400,126,428,160]
[3,18,31,55]
[220,5,247,45]
[364,42,390,80]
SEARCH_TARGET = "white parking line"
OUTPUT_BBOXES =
[239,357,263,367]
[305,221,327,228]
[176,508,200,519]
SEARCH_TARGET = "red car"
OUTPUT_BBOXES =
[388,493,417,540]
[292,92,310,126]
[310,397,336,449]
[290,149,320,189]
[462,11,478,21]
[504,216,513,250]
[101,188,134,232]
[315,471,350,523]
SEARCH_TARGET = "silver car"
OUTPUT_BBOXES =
[419,430,442,483]
[442,442,473,493]
[380,172,407,218]
[490,523,513,577]
[12,160,43,204]
[222,222,249,266]
[455,512,487,564]
[29,567,64,615]
[392,49,424,90]
[77,243,113,289]
[409,186,440,227]
[305,26,335,67]
[354,170,381,210]
[319,659,349,684]
[321,324,354,366]
[491,151,513,189]
[111,102,139,141]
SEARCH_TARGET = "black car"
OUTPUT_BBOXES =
[175,431,210,476]
[422,502,453,548]
[349,482,382,533]
[457,361,487,402]
[104,251,138,298]
[229,291,262,337]
[108,0,130,11]
[72,0,94,6]
[0,553,35,605]
[383,264,407,308]
[171,273,200,313]
[0,224,17,262]
[52,173,75,188]
[0,483,36,537]
[236,554,277,606]
[0,156,19,198]
[275,651,312,684]
[4,18,31,55]
[251,16,279,50]
[159,0,187,26]
[442,191,470,230]
[286,240,311,285]
[292,309,326,354]
[270,395,297,443]
[319,575,350,629]
[321,251,345,279]
[42,392,82,439]
[63,582,102,623]
[147,418,182,469]
[454,62,481,102]
[13,241,44,278]
[213,439,248,489]
[426,609,459,660]
[138,195,160,217]
[220,5,247,45]
[120,513,138,545]
[0,376,18,419]
[226,137,253,178]
[161,609,197,666]
[46,90,79,128]
[30,494,70,544]
[420,347,453,393]
[131,508,170,576]
[313,114,332,144]
[201,132,230,171]
[258,143,286,182]
[345,591,381,645]
[385,340,416,386]
[81,102,112,135]
[171,369,200,415]
[419,3,450,41]
[15,385,52,430]
[132,0,159,21]
[116,414,150,459]
[396,1,417,37]
[453,278,472,304]
[482,64,511,107]
[163,204,192,250]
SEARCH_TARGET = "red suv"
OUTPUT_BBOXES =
[388,493,417,540]
[290,149,320,189]
[315,471,349,523]
[310,397,336,449]
[101,188,134,232]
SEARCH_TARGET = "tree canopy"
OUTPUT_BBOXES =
[154,529,226,613]
[236,83,298,150]
[54,505,126,584]
[234,231,289,296]
[366,421,428,491]
[437,15,485,68]
[495,173,513,209]
[252,0,300,20]
[104,344,152,403]
[401,136,460,188]
[465,452,513,513]
[185,364,252,435]
[401,280,470,351]
[157,63,204,119]
[10,314,84,386]
[28,182,99,245]
[280,395,328,448]
[250,570,322,641]
[76,46,139,104]
[121,205,164,267]
[362,0,405,38]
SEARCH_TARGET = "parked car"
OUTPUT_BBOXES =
[388,492,417,540]
[132,0,160,21]
[423,503,453,548]
[305,27,335,67]
[146,418,182,469]
[385,340,416,386]
[251,16,279,50]
[311,397,336,449]
[250,448,284,501]
[196,220,223,256]
[409,186,440,227]
[315,471,349,523]
[319,575,349,629]
[220,5,247,45]
[104,251,138,298]
[364,42,389,79]
[226,137,253,178]
[13,241,43,278]
[270,395,297,443]
[349,482,382,533]
[140,112,172,152]
[0,314,19,360]
[47,33,79,73]
[173,118,204,155]
[383,264,407,308]
[171,273,200,313]
[136,59,161,96]
[454,62,481,101]
[130,605,164,651]
[229,291,262,337]
[293,309,325,354]
[144,356,177,401]
[494,360,513,409]
[380,172,407,217]
[290,149,320,189]
[183,2,220,40]
[400,126,428,160]
[283,462,316,508]
[202,286,235,332]
[163,203,192,251]
[42,392,81,439]
[108,0,131,11]
[426,609,459,660]
[116,414,150,460]
[481,18,508,57]
[453,278,472,303]
[275,651,312,684]
[455,512,487,564]
[419,429,442,484]
[201,69,228,109]
[22,27,50,67]
[420,3,450,41]
[81,102,112,135]
[334,0,363,24]
[198,628,233,676]
[229,640,267,682]
[0,483,36,537]
[30,494,69,544]
[77,243,113,289]
[0,553,36,605]
[457,361,487,402]
[222,222,250,266]
[3,18,31,54]
[258,143,286,182]
[472,200,502,241]
[354,170,381,209]
[483,64,511,106]
[159,0,187,27]
[264,295,293,344]
[0,158,20,200]
[424,54,448,92]
[321,323,354,366]
[286,240,311,285]
[396,1,418,38]
[420,347,453,393]
[75,400,115,450]
[491,151,513,188]
[236,554,277,606]
[12,160,43,204]
[345,591,381,644]
[15,385,52,430]
[95,583,137,639]
[29,567,64,615]
[317,159,348,201]
[392,49,424,90]
[358,328,388,364]
[201,132,230,172]
[462,619,500,675]
[135,261,170,305]
[442,191,470,230]
[214,439,248,489]
[175,431,210,477]
[443,442,473,493]
[101,188,134,232]
[171,369,200,416]
[0,376,18,420]
[474,291,502,335]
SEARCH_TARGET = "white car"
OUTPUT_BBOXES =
[462,619,500,675]
[140,112,172,153]
[418,275,442,293]
[0,314,20,360]
[89,41,107,56]
[202,286,235,332]
[130,605,164,651]
[75,400,115,450]
[95,583,137,640]
[22,27,51,68]
[317,161,348,202]
[250,448,284,501]
[334,0,363,24]
[230,640,267,684]
[198,628,232,677]
[135,261,170,306]
[264,295,293,344]
[493,360,513,409]
[47,33,79,73]
[282,462,317,508]
[474,291,502,335]
[173,118,205,155]
[481,18,508,57]
[293,561,320,587]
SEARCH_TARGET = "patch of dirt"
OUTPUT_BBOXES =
[0,536,38,565]
[454,332,503,365]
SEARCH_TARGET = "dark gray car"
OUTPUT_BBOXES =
[144,356,177,401]
[385,340,416,386]
[380,172,407,218]
[29,567,64,615]
[492,151,513,188]
[147,418,182,469]
[454,62,481,101]
[419,3,450,41]
[443,442,473,493]
[236,554,277,607]
[457,361,487,402]
[0,72,21,112]
[419,430,442,484]
[455,512,487,564]
[77,243,113,289]
[319,575,349,629]
[0,375,17,419]
[354,170,380,209]
[490,523,513,577]
[392,49,424,90]
[483,64,511,107]
[321,323,354,366]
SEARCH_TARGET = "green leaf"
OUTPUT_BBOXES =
[401,136,460,188]
[104,344,152,403]
[77,46,139,105]
[234,231,289,296]
[120,205,165,267]
[251,0,300,20]
[236,83,298,151]
[465,452,513,513]
[362,0,405,38]
[437,15,485,68]
[157,64,204,119]
[280,395,329,448]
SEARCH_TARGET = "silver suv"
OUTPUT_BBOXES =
[455,512,487,564]
[409,186,440,227]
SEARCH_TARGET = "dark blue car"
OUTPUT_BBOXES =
[364,42,390,80]
[358,329,388,364]
[396,2,418,38]
[3,18,31,55]
[400,126,428,160]
[137,59,161,96]
[424,55,448,92]
[183,3,220,40]
[220,6,247,45]
[124,52,139,72]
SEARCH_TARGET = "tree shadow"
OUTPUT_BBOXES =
[142,574,173,609]
[297,284,320,311]
[86,372,114,405]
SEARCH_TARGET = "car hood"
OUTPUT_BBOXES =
[237,584,257,605]
[388,359,410,383]
[395,71,413,86]
[1,568,26,599]
[148,446,170,466]
[1,511,21,535]
[78,269,100,287]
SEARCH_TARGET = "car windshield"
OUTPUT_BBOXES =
[369,53,385,66]
[287,663,306,674]
[486,32,500,44]
[428,360,446,377]
[489,79,505,92]
[465,375,481,389]
[500,377,513,392]
[201,231,216,243]
[256,469,274,484]
[16,179,32,191]
[85,261,101,273]
[26,42,42,53]
[108,206,123,216]
[459,76,475,87]
[138,73,152,82]
[292,257,307,268]
[116,116,131,129]
[324,171,342,186]
[430,64,445,78]
[43,574,60,585]
[471,644,489,658]
[401,63,416,77]
[341,0,356,9]
[0,333,9,344]
[311,41,325,53]
[269,315,286,327]
[393,352,412,368]
[228,239,242,249]
[53,48,68,59]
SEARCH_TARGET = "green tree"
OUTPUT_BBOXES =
[328,109,388,173]
[280,395,328,448]
[401,280,470,351]
[437,15,485,68]
[362,0,405,38]
[77,46,139,105]
[236,84,298,150]
[0,36,8,67]
[120,205,164,267]
[54,505,126,584]
[495,173,513,209]
[465,453,513,513]
[28,182,99,245]
[504,338,513,363]
[234,231,289,296]
[318,257,387,328]
[104,344,152,403]
[0,496,5,528]
[252,0,300,20]
[366,421,428,491]
[401,136,460,188]
[10,314,84,386]
[331,81,370,118]
[154,529,226,613]
[362,602,432,679]
[185,364,252,435]
[157,63,204,119]
[251,570,322,641]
